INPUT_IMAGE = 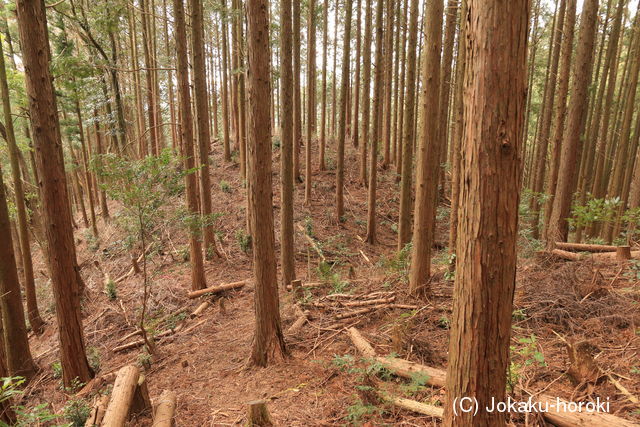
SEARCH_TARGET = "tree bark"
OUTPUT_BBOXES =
[305,0,316,204]
[546,0,599,246]
[173,0,207,291]
[408,0,443,296]
[246,0,288,367]
[16,0,93,387]
[359,0,373,184]
[443,1,528,424]
[335,0,353,221]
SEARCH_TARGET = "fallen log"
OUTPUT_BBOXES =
[375,356,447,387]
[190,301,210,318]
[287,306,309,335]
[85,394,110,426]
[535,394,639,427]
[342,296,396,307]
[187,280,246,299]
[152,390,176,427]
[550,249,640,262]
[335,304,390,320]
[102,365,140,427]
[347,327,376,358]
[378,391,443,418]
[554,242,618,252]
[76,372,117,399]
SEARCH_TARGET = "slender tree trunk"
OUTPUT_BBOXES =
[319,0,329,170]
[293,0,302,181]
[220,0,232,161]
[280,0,296,290]
[408,0,443,296]
[351,0,362,153]
[94,112,110,219]
[335,0,353,220]
[190,0,218,258]
[0,162,36,379]
[331,2,339,137]
[397,0,420,250]
[394,0,409,177]
[529,0,566,239]
[381,0,394,168]
[443,1,528,423]
[543,0,577,238]
[305,0,316,204]
[162,0,178,151]
[365,0,386,244]
[246,0,288,366]
[173,0,207,291]
[0,40,45,335]
[359,0,373,184]
[140,0,158,156]
[546,0,599,246]
[16,0,94,387]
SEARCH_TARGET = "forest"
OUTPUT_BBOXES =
[0,0,639,425]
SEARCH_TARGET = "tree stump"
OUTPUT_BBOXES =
[290,279,302,299]
[102,365,140,427]
[130,374,152,417]
[246,400,273,426]
[616,245,631,261]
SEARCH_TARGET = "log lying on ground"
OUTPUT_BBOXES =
[190,301,210,318]
[554,242,618,252]
[187,280,247,299]
[378,391,443,418]
[550,248,640,262]
[347,328,637,426]
[347,327,446,386]
[152,390,177,427]
[102,365,140,427]
[77,372,117,399]
[85,394,110,426]
[536,394,639,427]
[287,305,310,335]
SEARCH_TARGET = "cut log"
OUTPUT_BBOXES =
[187,280,246,299]
[616,246,632,261]
[535,394,639,427]
[335,304,390,320]
[550,249,583,261]
[342,296,396,307]
[378,391,443,418]
[84,394,110,426]
[130,374,151,417]
[152,390,176,427]
[375,357,447,387]
[347,327,376,358]
[190,301,210,318]
[347,327,446,387]
[555,242,617,252]
[102,365,140,427]
[246,399,273,426]
[76,372,117,398]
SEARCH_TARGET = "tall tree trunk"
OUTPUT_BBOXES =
[364,0,386,244]
[162,0,178,151]
[140,0,158,156]
[16,0,93,387]
[443,1,528,423]
[359,0,373,184]
[319,0,330,171]
[280,0,296,290]
[543,0,577,238]
[394,0,409,177]
[546,0,599,246]
[220,0,232,161]
[351,0,362,153]
[0,162,36,379]
[335,0,353,220]
[397,0,420,250]
[0,39,45,334]
[408,0,443,296]
[529,0,566,239]
[293,0,302,181]
[381,0,394,168]
[190,0,218,258]
[305,0,316,204]
[246,0,288,367]
[173,0,207,291]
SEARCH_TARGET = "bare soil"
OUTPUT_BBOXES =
[21,140,640,426]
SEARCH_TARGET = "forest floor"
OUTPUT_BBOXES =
[20,138,640,426]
